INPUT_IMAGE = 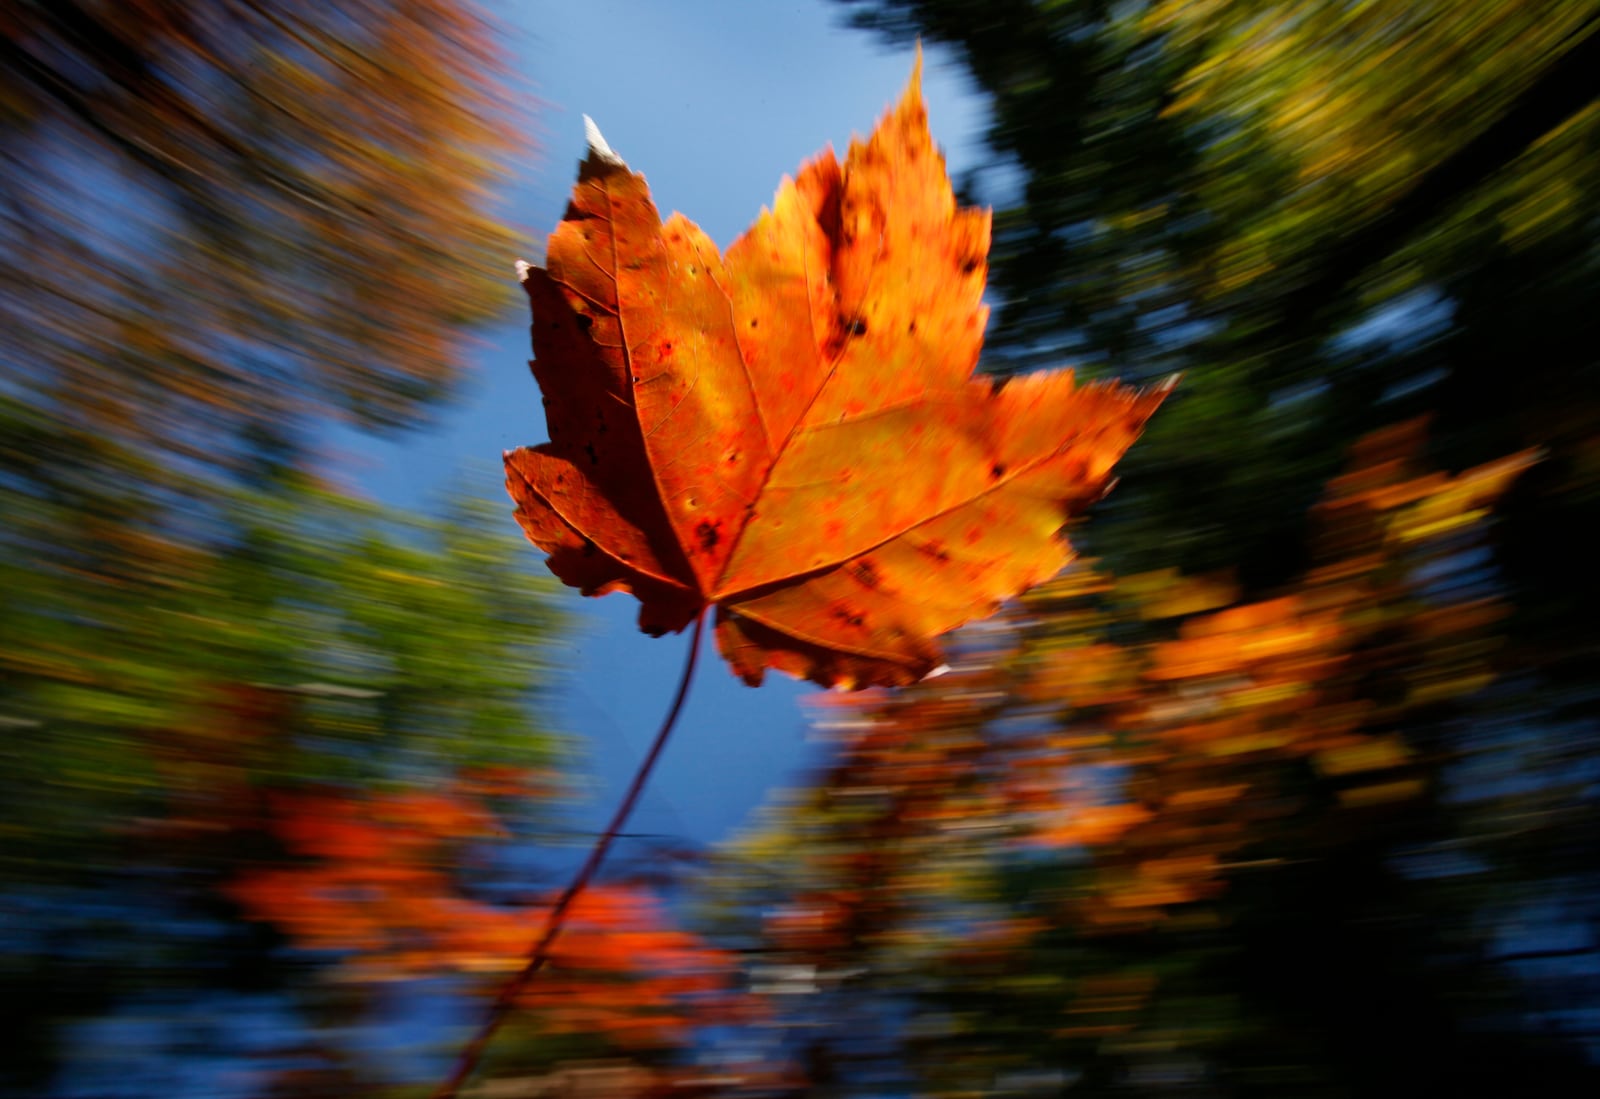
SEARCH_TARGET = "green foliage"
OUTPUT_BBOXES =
[1,471,564,878]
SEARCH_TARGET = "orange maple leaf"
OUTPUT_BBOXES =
[506,54,1170,689]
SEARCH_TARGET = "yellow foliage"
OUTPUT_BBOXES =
[1315,736,1411,776]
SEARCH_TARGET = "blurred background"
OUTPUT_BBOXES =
[2,1,1597,1096]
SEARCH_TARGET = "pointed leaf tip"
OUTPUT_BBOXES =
[583,115,624,166]
[890,42,926,119]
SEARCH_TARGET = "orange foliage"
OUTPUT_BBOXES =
[732,421,1537,967]
[524,886,741,1046]
[231,788,739,1049]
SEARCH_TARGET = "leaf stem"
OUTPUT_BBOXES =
[431,608,709,1099]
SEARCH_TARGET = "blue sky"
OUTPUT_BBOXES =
[329,1,991,846]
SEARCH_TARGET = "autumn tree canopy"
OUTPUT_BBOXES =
[1,0,525,485]
[699,421,1596,1098]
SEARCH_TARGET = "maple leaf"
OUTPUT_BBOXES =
[505,54,1171,689]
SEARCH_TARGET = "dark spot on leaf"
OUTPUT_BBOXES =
[749,318,759,328]
[845,314,868,337]
[990,462,1007,479]
[850,559,881,590]
[575,313,594,332]
[727,450,740,465]
[907,319,917,335]
[961,258,979,275]
[695,520,720,552]
[918,541,951,564]
[830,603,866,629]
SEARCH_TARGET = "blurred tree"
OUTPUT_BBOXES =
[1,0,524,482]
[837,1,1600,620]
[0,472,576,1094]
[758,4,1600,1093]
[0,3,652,1095]
[700,425,1600,1097]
